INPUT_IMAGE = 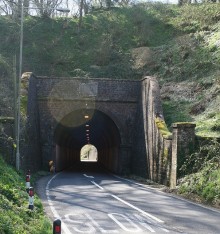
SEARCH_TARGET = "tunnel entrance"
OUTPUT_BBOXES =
[54,109,121,172]
[80,144,98,162]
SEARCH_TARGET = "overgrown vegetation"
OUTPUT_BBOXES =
[178,139,220,206]
[1,3,219,135]
[0,156,52,233]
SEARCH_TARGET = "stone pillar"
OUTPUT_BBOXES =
[170,123,196,189]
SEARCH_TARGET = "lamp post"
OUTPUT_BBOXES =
[15,0,70,171]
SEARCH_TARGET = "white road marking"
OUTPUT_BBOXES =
[113,174,220,215]
[110,194,164,223]
[46,173,168,233]
[85,213,119,233]
[90,180,164,224]
[134,214,155,232]
[64,214,96,233]
[46,173,72,234]
[91,180,104,190]
[108,213,142,232]
[83,174,94,179]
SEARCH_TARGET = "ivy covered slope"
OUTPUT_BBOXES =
[0,157,52,233]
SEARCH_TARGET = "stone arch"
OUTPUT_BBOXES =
[53,108,121,172]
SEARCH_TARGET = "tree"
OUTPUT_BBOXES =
[31,0,63,17]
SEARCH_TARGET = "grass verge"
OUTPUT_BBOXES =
[0,156,52,233]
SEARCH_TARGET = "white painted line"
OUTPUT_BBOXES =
[110,194,164,223]
[64,214,96,233]
[83,174,94,179]
[90,180,164,224]
[108,213,142,232]
[134,214,155,232]
[46,173,72,234]
[91,180,104,190]
[85,213,119,233]
[160,227,170,233]
[113,174,220,215]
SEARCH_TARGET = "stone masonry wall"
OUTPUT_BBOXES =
[34,77,140,172]
[142,76,173,185]
[22,74,42,171]
[23,75,196,187]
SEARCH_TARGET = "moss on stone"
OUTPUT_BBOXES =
[172,122,196,128]
[155,117,172,138]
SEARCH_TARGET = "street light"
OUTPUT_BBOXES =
[15,0,70,171]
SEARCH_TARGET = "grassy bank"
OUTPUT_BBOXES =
[0,156,52,233]
[177,139,220,208]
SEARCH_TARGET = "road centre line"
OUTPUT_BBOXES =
[91,180,104,190]
[90,180,164,224]
[83,174,95,179]
[111,194,164,223]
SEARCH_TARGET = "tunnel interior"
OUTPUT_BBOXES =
[54,109,121,172]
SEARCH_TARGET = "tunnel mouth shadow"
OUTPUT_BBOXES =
[67,161,109,174]
[54,108,121,174]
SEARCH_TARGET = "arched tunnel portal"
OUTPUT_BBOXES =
[54,108,121,172]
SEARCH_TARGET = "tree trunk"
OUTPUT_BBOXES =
[78,0,84,30]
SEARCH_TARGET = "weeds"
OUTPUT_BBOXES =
[178,139,220,205]
[0,156,52,233]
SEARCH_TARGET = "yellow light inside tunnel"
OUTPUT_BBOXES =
[84,115,89,119]
[86,124,89,127]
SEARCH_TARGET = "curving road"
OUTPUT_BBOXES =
[36,164,220,234]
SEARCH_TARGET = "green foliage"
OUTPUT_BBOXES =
[195,112,220,138]
[180,138,220,175]
[178,139,220,204]
[0,4,179,79]
[0,55,12,78]
[162,100,193,129]
[173,3,220,32]
[0,156,52,233]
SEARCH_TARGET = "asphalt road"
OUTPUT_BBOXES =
[36,165,220,234]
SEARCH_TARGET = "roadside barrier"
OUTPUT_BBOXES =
[53,219,61,234]
[26,170,31,192]
[28,187,34,210]
[26,174,30,192]
[27,169,31,178]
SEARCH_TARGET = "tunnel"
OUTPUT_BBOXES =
[54,109,121,172]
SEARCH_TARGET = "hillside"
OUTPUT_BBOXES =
[0,3,220,137]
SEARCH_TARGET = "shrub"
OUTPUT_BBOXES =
[178,139,220,204]
[0,156,52,233]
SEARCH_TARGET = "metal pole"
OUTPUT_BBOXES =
[16,0,24,171]
[14,3,69,171]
